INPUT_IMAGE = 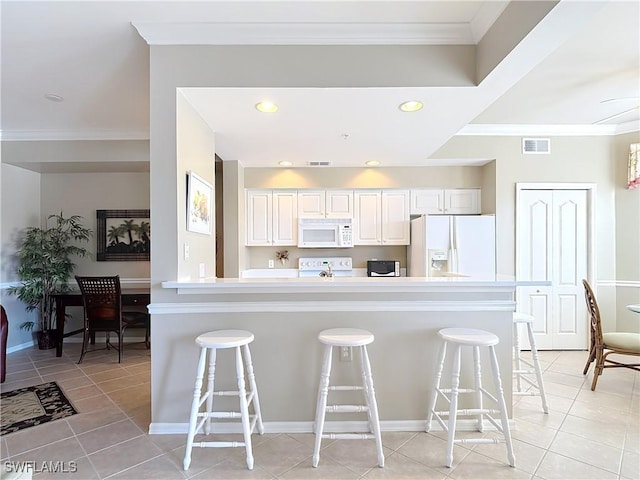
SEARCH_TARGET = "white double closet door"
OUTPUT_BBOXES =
[517,188,589,350]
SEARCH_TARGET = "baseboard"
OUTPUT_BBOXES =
[148,418,515,435]
[7,341,36,354]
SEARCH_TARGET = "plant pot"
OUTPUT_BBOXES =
[36,330,57,350]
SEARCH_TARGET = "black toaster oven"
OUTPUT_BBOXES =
[367,260,400,277]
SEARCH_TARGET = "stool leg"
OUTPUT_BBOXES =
[513,322,522,392]
[488,345,516,467]
[361,345,384,468]
[184,347,208,471]
[526,322,549,414]
[473,346,484,432]
[313,344,333,468]
[426,340,447,432]
[204,348,216,435]
[446,344,462,468]
[243,344,265,434]
[235,346,254,470]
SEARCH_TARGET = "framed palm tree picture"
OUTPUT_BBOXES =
[96,209,150,261]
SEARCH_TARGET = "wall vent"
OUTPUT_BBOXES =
[308,161,332,166]
[522,138,551,154]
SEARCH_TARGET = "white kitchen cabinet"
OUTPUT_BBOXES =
[246,189,297,246]
[354,189,409,245]
[410,188,480,215]
[298,189,353,218]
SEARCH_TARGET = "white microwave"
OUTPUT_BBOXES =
[298,218,353,248]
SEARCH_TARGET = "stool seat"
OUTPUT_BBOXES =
[438,328,499,347]
[318,328,374,346]
[513,312,535,323]
[196,330,254,348]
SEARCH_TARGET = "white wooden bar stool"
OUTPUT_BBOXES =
[426,328,515,468]
[313,328,384,468]
[513,312,549,413]
[183,330,264,471]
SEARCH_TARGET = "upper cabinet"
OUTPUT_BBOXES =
[354,189,410,245]
[246,189,298,246]
[410,188,480,215]
[298,190,354,218]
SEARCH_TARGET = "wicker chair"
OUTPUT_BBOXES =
[582,279,640,390]
[75,275,149,364]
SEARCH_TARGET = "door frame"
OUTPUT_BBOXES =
[515,182,597,317]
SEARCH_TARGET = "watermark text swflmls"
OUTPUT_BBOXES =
[3,460,78,474]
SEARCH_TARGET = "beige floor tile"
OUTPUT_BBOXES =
[87,367,135,384]
[286,433,336,450]
[548,431,622,474]
[251,434,315,477]
[46,375,93,391]
[64,384,104,402]
[148,434,187,453]
[446,451,530,480]
[109,453,188,479]
[5,361,36,374]
[0,378,45,394]
[88,435,163,478]
[472,435,545,475]
[32,456,99,480]
[39,368,85,383]
[1,438,9,461]
[12,437,86,465]
[167,442,242,477]
[379,431,418,451]
[72,393,119,414]
[541,371,587,389]
[66,404,128,435]
[95,374,147,394]
[395,432,472,476]
[537,379,580,400]
[3,369,40,384]
[4,420,75,457]
[558,413,627,449]
[35,363,80,377]
[280,455,361,479]
[620,449,639,479]
[192,459,275,479]
[534,451,617,479]
[510,418,559,449]
[361,451,445,479]
[76,418,144,454]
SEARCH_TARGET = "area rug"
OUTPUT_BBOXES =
[1,382,77,436]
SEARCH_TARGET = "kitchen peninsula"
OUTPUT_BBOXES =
[148,276,537,435]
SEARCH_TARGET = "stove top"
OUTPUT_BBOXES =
[298,257,353,277]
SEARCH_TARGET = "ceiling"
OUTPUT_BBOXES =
[1,1,639,171]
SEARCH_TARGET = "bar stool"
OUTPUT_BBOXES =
[313,328,384,468]
[513,312,549,413]
[183,330,264,471]
[426,328,515,468]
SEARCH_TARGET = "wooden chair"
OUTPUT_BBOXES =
[582,279,640,390]
[75,275,149,364]
[1,305,8,383]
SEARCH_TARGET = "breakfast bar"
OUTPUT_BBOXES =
[148,277,530,435]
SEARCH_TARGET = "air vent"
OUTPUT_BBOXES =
[522,138,550,154]
[308,161,332,167]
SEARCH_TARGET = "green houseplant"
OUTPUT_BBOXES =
[8,212,92,348]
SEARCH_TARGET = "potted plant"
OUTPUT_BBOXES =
[8,212,92,349]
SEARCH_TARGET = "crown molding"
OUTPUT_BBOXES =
[457,124,619,136]
[131,21,476,46]
[0,129,150,142]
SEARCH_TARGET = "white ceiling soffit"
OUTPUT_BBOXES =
[132,2,508,46]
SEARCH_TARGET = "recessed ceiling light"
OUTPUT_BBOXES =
[255,101,278,113]
[399,100,423,112]
[44,93,64,102]
[365,160,381,166]
[278,161,293,167]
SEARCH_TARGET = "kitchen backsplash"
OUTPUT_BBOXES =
[246,245,407,270]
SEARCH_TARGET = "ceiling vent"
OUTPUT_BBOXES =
[522,138,551,154]
[308,161,332,167]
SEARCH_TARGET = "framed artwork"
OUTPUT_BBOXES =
[96,209,150,261]
[187,171,213,235]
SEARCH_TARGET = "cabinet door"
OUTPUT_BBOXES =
[326,190,354,218]
[444,189,481,214]
[382,190,410,244]
[410,189,445,214]
[272,191,298,246]
[298,190,325,217]
[246,190,272,246]
[354,190,381,245]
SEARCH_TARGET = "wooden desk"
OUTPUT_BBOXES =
[53,290,150,357]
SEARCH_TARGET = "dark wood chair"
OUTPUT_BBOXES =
[1,305,8,383]
[75,275,149,364]
[582,279,640,390]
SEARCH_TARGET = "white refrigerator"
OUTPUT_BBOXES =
[407,215,496,280]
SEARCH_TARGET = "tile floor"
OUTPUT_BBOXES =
[1,344,638,479]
